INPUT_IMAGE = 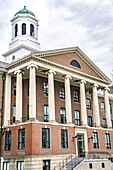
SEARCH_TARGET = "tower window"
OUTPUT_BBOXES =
[22,23,26,35]
[30,24,34,37]
[15,24,18,37]
[70,60,81,69]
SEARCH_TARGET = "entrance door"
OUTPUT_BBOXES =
[77,134,85,156]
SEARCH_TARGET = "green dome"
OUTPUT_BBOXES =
[14,6,35,17]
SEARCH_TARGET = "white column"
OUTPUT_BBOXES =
[48,70,56,122]
[64,75,72,124]
[104,87,112,128]
[92,84,100,127]
[14,70,23,122]
[4,74,11,126]
[27,64,38,120]
[80,80,87,126]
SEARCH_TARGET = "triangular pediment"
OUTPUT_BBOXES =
[39,47,111,83]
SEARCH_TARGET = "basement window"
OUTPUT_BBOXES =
[89,163,92,169]
[102,163,105,168]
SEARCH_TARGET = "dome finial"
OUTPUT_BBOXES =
[24,6,26,9]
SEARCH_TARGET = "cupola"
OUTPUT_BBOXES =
[3,6,40,63]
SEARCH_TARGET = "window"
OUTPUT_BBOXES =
[17,161,23,170]
[103,118,107,128]
[22,23,26,35]
[109,104,112,114]
[3,162,9,170]
[75,110,80,125]
[60,108,66,124]
[89,163,92,169]
[101,102,105,113]
[15,24,18,37]
[43,160,50,170]
[13,105,16,123]
[61,130,68,148]
[60,86,65,99]
[86,98,91,109]
[18,129,25,150]
[14,81,16,96]
[88,116,92,127]
[27,106,29,120]
[28,80,29,96]
[102,163,105,168]
[92,132,99,149]
[42,128,50,149]
[43,82,48,96]
[74,90,79,102]
[44,105,49,122]
[111,120,113,128]
[70,60,81,69]
[5,131,11,151]
[30,24,34,37]
[105,133,111,149]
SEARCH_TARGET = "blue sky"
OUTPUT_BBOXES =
[0,0,113,79]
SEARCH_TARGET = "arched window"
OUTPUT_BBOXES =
[30,24,34,37]
[15,24,18,37]
[70,60,81,69]
[22,23,26,35]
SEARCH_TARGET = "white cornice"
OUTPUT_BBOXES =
[6,47,111,85]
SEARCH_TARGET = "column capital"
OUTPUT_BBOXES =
[92,83,99,88]
[79,79,86,84]
[27,64,38,70]
[14,69,24,75]
[47,69,56,75]
[104,87,110,91]
[63,75,72,80]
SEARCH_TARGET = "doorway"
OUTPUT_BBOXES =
[77,134,85,156]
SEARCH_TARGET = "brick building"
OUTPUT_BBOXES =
[1,6,113,170]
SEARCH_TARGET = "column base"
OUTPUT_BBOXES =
[15,120,21,124]
[49,120,58,124]
[29,118,36,121]
[67,122,74,125]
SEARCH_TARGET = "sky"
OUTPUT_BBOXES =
[0,0,113,79]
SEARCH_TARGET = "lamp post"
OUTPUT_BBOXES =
[0,72,6,157]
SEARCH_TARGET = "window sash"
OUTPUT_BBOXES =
[17,161,23,170]
[75,111,80,125]
[93,132,99,149]
[86,99,91,109]
[18,129,25,150]
[105,133,111,149]
[61,130,68,148]
[109,104,112,114]
[44,105,49,122]
[43,160,50,170]
[101,102,105,112]
[42,128,50,149]
[103,119,107,128]
[88,117,92,127]
[74,90,79,102]
[3,162,9,170]
[60,108,66,124]
[5,132,11,151]
[60,86,65,99]
[43,82,48,96]
[14,81,16,96]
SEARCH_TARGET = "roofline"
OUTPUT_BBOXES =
[6,46,111,84]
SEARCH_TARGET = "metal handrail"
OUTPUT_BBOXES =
[61,151,113,170]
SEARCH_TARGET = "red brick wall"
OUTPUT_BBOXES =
[2,123,76,157]
[42,52,102,79]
